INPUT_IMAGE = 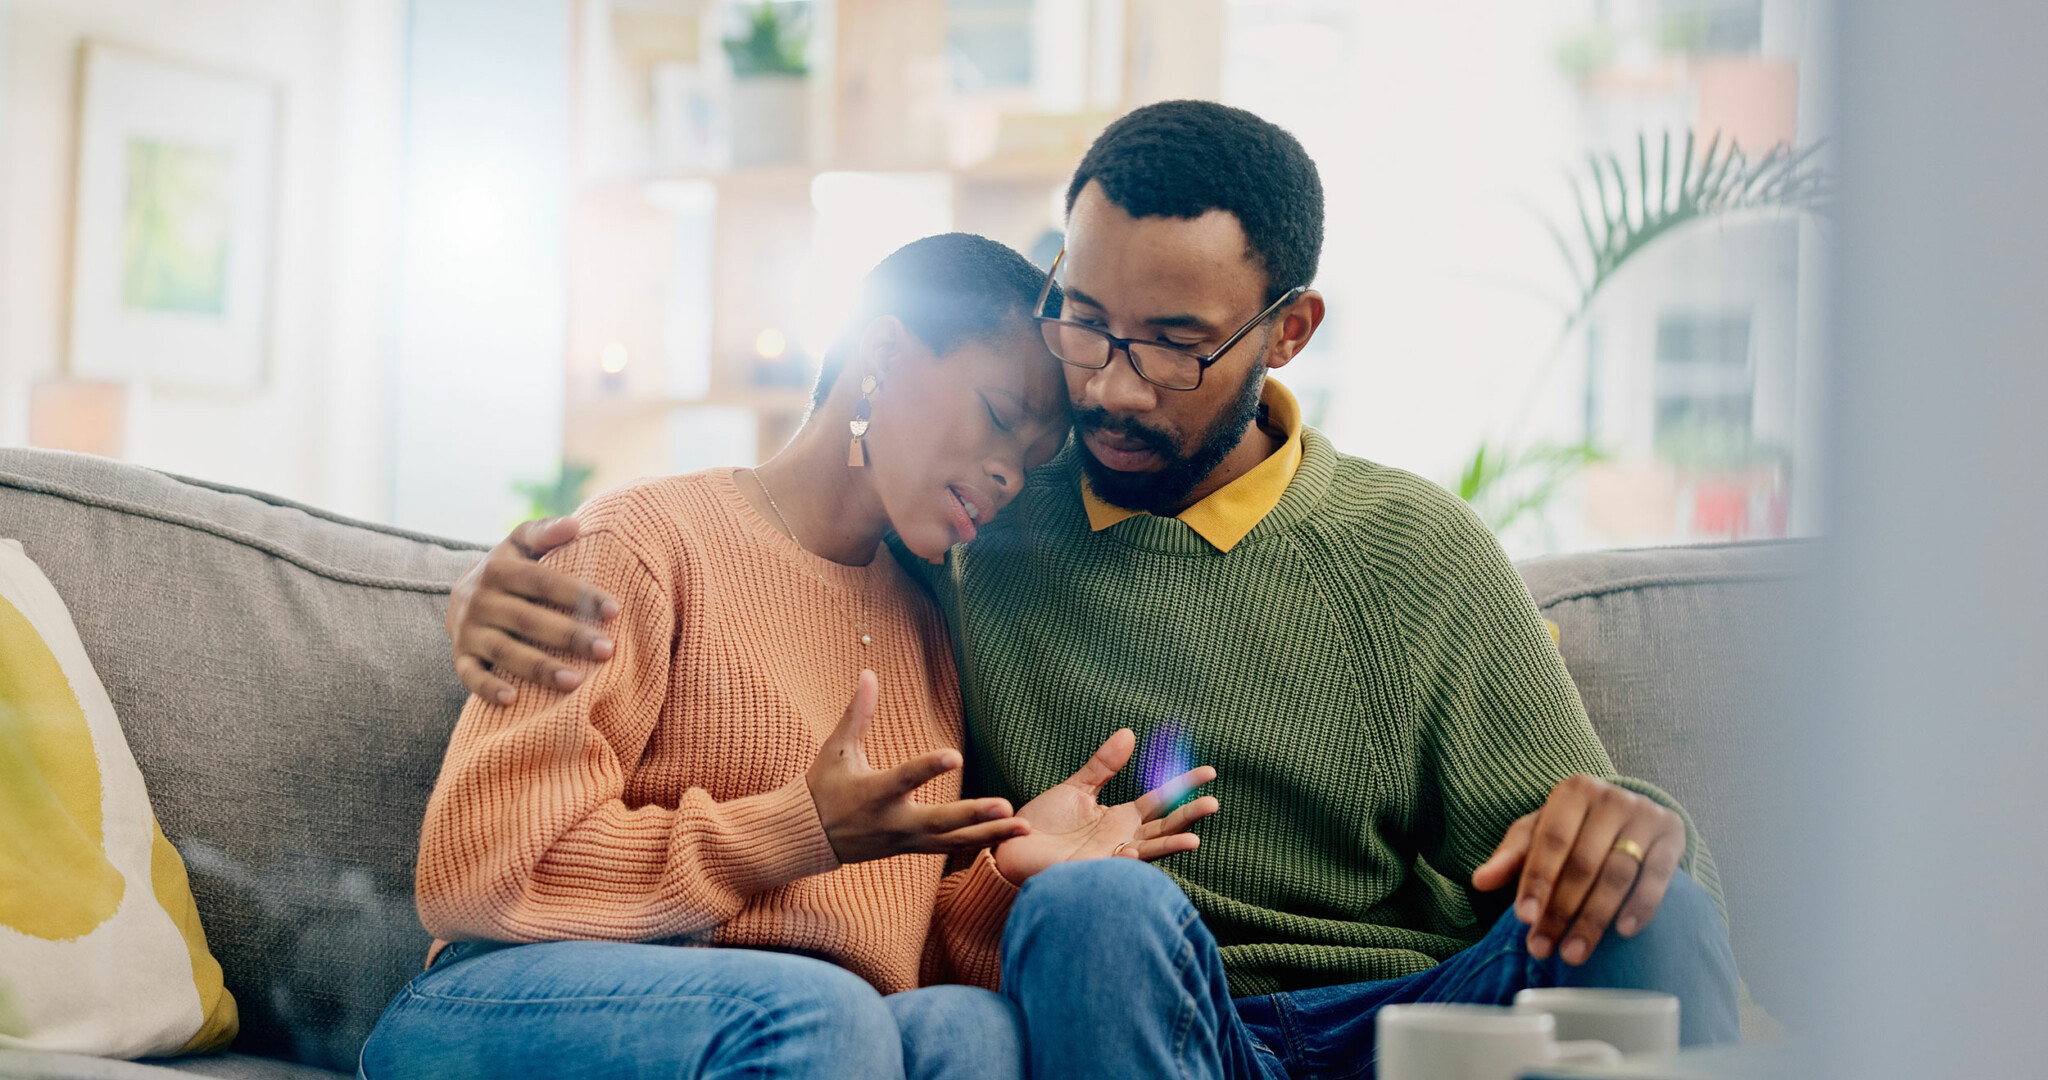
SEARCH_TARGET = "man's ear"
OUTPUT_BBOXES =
[1263,290,1326,372]
[855,315,911,382]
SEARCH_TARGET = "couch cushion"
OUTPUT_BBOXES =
[0,540,239,1057]
[0,1049,345,1079]
[1517,540,1814,1013]
[0,450,485,1072]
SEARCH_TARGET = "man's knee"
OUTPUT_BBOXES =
[1623,869,1726,954]
[1558,870,1739,1043]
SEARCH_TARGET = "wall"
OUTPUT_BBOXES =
[389,0,568,541]
[1223,0,1587,485]
[0,0,405,520]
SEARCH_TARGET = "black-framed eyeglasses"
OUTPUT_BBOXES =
[1030,248,1307,392]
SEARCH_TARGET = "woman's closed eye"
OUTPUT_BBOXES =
[986,402,1011,432]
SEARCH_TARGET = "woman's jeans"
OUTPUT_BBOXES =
[356,940,1022,1080]
[999,859,1741,1080]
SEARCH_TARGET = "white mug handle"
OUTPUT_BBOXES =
[1546,1039,1624,1065]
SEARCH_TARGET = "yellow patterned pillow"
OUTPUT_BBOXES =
[0,539,237,1057]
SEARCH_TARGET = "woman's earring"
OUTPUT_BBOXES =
[848,374,878,467]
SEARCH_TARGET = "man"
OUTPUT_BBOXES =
[448,101,1739,1077]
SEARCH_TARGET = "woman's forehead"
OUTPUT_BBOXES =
[957,333,1065,414]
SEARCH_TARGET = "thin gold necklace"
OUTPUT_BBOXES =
[749,468,874,648]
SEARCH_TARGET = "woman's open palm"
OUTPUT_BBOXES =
[993,728,1219,884]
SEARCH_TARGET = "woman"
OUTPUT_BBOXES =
[358,234,1218,1080]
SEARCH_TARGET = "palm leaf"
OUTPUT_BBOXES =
[1464,126,1833,541]
[1546,126,1832,331]
[1454,440,1610,535]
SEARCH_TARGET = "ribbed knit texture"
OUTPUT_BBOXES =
[915,429,1724,996]
[416,470,1018,994]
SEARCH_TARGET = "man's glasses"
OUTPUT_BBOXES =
[1031,248,1307,392]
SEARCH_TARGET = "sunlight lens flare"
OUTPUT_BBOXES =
[1139,721,1200,810]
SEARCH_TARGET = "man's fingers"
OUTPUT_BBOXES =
[1613,821,1687,940]
[485,556,621,626]
[508,516,582,559]
[1530,784,1637,960]
[1514,777,1595,953]
[1136,795,1220,840]
[470,627,584,691]
[873,748,966,800]
[1556,824,1659,966]
[476,591,612,658]
[1125,833,1200,862]
[1064,728,1136,795]
[1473,814,1535,892]
[1133,765,1217,820]
[455,655,517,706]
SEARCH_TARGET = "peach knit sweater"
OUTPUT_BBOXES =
[415,470,1018,993]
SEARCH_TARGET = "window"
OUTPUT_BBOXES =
[1653,313,1754,465]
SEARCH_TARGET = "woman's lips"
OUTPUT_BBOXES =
[1083,428,1160,472]
[946,486,979,544]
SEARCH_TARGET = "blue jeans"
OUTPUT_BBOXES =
[357,940,1022,1080]
[1000,859,1740,1080]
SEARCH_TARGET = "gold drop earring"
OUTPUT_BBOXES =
[849,374,877,467]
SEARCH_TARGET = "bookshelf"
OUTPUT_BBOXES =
[563,0,1221,493]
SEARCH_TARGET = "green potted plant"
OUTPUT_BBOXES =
[724,2,810,168]
[1456,128,1831,541]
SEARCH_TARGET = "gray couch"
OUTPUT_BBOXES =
[0,448,1809,1079]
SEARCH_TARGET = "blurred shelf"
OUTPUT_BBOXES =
[577,150,1078,203]
[567,388,815,417]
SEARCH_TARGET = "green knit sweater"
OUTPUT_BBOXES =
[904,427,1722,996]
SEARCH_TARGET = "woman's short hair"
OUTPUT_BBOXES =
[812,232,1052,409]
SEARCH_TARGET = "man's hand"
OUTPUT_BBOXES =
[448,517,622,705]
[992,728,1220,885]
[1472,773,1686,966]
[807,671,1031,865]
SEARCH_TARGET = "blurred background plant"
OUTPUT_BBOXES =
[1547,129,1831,334]
[1455,126,1832,536]
[512,461,595,523]
[722,2,809,78]
[1456,440,1610,544]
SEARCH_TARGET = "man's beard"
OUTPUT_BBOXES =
[1076,363,1267,515]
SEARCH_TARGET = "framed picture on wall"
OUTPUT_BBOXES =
[68,42,280,391]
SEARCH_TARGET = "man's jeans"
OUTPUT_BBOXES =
[356,940,1022,1080]
[1001,859,1740,1080]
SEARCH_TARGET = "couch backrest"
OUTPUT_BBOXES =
[0,449,486,1071]
[1519,539,1814,1013]
[2,448,1813,1060]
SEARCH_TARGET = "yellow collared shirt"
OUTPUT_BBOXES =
[1079,379,1305,553]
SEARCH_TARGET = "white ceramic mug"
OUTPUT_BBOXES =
[1512,988,1681,1059]
[1376,1003,1623,1080]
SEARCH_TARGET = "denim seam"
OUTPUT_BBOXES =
[404,984,791,1011]
[1432,941,1527,1003]
[1173,906,1204,1080]
[1270,992,1309,1076]
[366,984,786,1077]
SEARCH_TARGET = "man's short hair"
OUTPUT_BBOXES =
[811,232,1051,409]
[1066,100,1324,304]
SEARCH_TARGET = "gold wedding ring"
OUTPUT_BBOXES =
[1611,838,1647,863]
[1111,842,1134,858]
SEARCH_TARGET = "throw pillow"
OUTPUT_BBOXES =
[0,539,238,1057]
